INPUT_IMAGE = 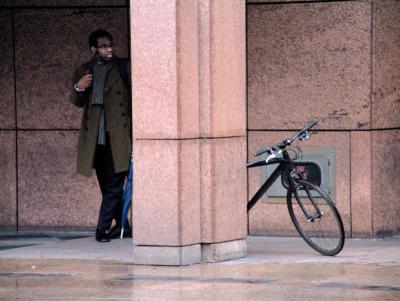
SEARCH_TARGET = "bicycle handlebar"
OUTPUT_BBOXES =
[289,120,318,142]
[254,120,318,157]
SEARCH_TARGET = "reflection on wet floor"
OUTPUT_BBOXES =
[0,244,38,251]
[317,282,400,292]
[0,235,399,300]
[1,258,400,301]
[0,234,91,241]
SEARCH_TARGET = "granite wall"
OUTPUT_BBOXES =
[247,0,400,238]
[2,0,399,239]
[0,1,129,231]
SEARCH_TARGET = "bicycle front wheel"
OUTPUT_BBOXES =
[287,180,345,256]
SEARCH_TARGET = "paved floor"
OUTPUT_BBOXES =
[0,233,399,300]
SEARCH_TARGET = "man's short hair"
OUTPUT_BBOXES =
[89,30,113,48]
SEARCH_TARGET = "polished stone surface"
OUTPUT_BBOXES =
[131,0,246,139]
[248,131,351,236]
[247,1,371,130]
[0,235,399,300]
[371,130,400,237]
[350,131,373,238]
[132,139,201,246]
[200,137,247,243]
[198,0,246,138]
[133,244,201,266]
[131,0,200,139]
[0,10,15,129]
[0,132,16,229]
[247,0,326,2]
[14,8,128,129]
[17,131,100,229]
[372,1,400,128]
[130,0,247,265]
[14,0,127,6]
[201,238,247,263]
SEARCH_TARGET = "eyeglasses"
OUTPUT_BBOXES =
[97,43,113,49]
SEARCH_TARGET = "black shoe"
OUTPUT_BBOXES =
[96,228,110,242]
[108,225,132,239]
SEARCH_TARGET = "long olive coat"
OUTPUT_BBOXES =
[70,58,132,177]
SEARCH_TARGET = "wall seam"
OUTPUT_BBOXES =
[370,0,375,237]
[197,1,207,246]
[209,0,216,245]
[370,0,374,131]
[175,0,183,260]
[246,0,360,5]
[248,128,400,132]
[349,131,352,238]
[126,0,130,59]
[12,5,128,10]
[197,0,202,245]
[9,128,80,131]
[11,2,18,232]
[245,2,250,235]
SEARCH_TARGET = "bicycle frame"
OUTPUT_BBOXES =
[247,150,292,212]
[246,120,345,256]
[247,150,323,222]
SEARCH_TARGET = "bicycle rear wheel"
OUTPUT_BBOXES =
[287,180,345,256]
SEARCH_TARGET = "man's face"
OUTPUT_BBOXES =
[92,36,113,61]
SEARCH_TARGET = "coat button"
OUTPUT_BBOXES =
[119,103,123,106]
[117,91,122,95]
[123,123,127,128]
[121,113,125,117]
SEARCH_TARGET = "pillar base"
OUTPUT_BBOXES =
[133,244,201,266]
[201,239,247,263]
[133,239,247,265]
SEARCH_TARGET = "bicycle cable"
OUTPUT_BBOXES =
[288,146,302,161]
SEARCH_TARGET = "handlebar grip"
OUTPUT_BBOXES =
[254,141,288,157]
[254,120,317,157]
[305,120,318,131]
[291,120,318,141]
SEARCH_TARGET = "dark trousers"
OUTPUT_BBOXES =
[93,136,126,230]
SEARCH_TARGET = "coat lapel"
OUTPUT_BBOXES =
[104,60,120,93]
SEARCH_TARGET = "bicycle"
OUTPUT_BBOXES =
[247,120,345,256]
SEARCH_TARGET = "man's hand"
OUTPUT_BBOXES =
[76,71,92,90]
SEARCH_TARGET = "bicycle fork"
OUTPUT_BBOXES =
[290,172,323,223]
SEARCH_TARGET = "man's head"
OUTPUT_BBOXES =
[89,29,113,61]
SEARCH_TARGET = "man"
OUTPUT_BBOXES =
[70,29,132,242]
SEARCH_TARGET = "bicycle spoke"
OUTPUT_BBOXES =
[287,180,345,256]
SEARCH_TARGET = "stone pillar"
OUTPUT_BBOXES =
[130,0,246,265]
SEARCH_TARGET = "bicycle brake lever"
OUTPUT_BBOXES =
[298,131,310,141]
[265,153,276,163]
[265,149,282,163]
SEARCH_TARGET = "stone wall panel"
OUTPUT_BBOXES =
[247,2,371,130]
[0,132,16,229]
[14,8,128,129]
[372,1,400,128]
[18,131,100,229]
[201,137,247,243]
[132,139,201,246]
[14,0,127,6]
[0,10,15,129]
[350,131,373,238]
[371,130,400,237]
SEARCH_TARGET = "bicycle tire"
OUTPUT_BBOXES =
[287,180,345,256]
